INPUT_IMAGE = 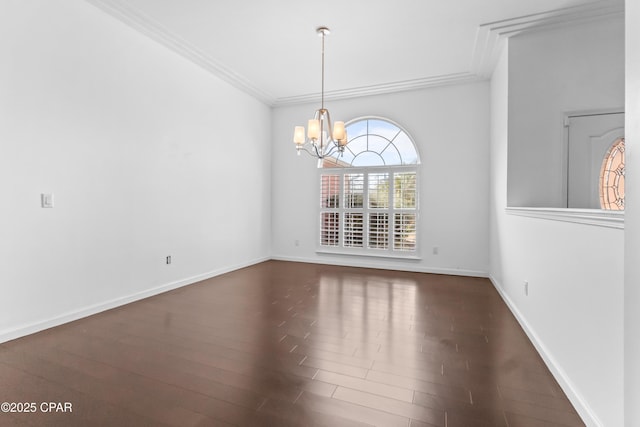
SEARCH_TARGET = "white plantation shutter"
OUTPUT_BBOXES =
[320,174,340,246]
[368,212,389,249]
[320,174,340,208]
[344,213,364,247]
[343,173,364,248]
[393,172,417,251]
[319,168,418,256]
[320,212,340,246]
[344,173,364,208]
[394,212,416,250]
[394,172,417,209]
[368,173,389,209]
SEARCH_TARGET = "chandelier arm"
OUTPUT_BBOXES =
[296,145,324,159]
[313,142,323,158]
[296,141,343,160]
[322,144,343,158]
[323,108,334,144]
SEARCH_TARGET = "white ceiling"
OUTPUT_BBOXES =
[86,0,623,106]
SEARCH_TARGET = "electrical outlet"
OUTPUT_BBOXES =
[524,281,529,296]
[433,246,439,255]
[166,256,172,265]
[41,193,54,208]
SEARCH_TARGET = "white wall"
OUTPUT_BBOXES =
[271,83,490,276]
[624,0,640,424]
[489,43,510,293]
[507,17,624,207]
[490,43,624,427]
[0,0,271,342]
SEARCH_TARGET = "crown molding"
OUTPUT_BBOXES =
[84,0,277,105]
[471,0,624,78]
[272,72,482,107]
[85,0,482,107]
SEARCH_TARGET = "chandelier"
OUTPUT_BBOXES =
[293,27,348,158]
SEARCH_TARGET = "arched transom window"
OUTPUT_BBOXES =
[322,118,420,168]
[319,118,420,257]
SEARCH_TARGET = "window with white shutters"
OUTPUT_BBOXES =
[318,117,420,258]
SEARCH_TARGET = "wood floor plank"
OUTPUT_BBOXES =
[314,370,414,402]
[505,411,584,427]
[496,384,578,412]
[0,261,584,426]
[367,370,470,404]
[302,356,370,378]
[332,387,443,426]
[259,396,374,427]
[295,391,411,427]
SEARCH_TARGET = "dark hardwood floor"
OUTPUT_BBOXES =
[0,261,584,426]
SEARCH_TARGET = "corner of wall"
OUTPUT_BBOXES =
[488,275,602,427]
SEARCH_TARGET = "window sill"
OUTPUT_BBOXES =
[316,248,422,261]
[505,207,624,229]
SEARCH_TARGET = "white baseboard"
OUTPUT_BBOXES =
[271,254,488,278]
[0,256,269,344]
[488,275,602,427]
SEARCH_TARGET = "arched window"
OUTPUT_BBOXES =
[599,137,625,210]
[321,118,420,168]
[319,117,420,257]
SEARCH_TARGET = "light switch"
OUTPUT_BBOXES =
[41,193,54,208]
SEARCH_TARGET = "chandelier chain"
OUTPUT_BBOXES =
[321,30,325,110]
